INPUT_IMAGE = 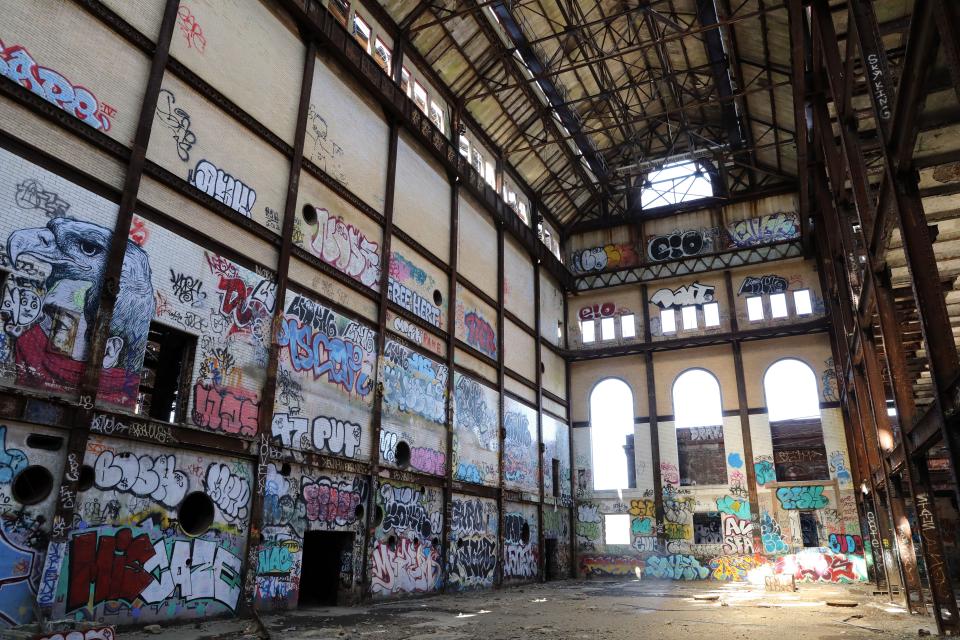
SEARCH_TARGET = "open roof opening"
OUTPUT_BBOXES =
[640,161,714,210]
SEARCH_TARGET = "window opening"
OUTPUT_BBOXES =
[765,359,829,481]
[352,13,371,52]
[747,296,764,321]
[620,314,636,339]
[604,514,631,545]
[373,38,392,75]
[681,305,698,330]
[600,317,616,341]
[674,369,726,486]
[703,302,720,327]
[793,289,813,315]
[136,323,196,422]
[693,512,722,544]
[590,379,635,490]
[799,511,820,547]
[581,320,595,344]
[770,293,788,318]
[639,161,714,209]
[660,309,677,334]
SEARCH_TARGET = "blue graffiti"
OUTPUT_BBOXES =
[278,317,372,397]
[754,460,776,485]
[727,452,743,468]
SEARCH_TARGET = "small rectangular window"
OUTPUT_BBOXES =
[458,136,470,158]
[660,309,677,334]
[794,289,813,315]
[429,99,445,133]
[352,13,371,52]
[770,293,788,318]
[413,82,428,113]
[681,305,698,330]
[328,0,350,26]
[581,320,595,343]
[400,67,411,96]
[373,38,392,75]
[601,317,616,341]
[799,511,820,547]
[703,302,720,327]
[747,296,764,321]
[620,314,636,339]
[485,161,497,187]
[604,514,631,545]
[557,321,563,341]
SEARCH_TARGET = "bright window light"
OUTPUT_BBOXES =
[764,358,820,421]
[581,320,595,343]
[661,309,677,334]
[673,369,723,428]
[640,161,714,209]
[400,68,411,96]
[604,514,631,545]
[770,293,788,318]
[794,289,813,315]
[681,306,698,330]
[704,302,720,327]
[374,38,392,74]
[621,314,636,339]
[747,296,764,321]
[352,14,371,52]
[413,82,428,113]
[557,321,563,341]
[601,317,616,341]
[429,100,445,133]
[591,379,635,490]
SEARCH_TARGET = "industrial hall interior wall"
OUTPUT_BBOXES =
[0,0,909,632]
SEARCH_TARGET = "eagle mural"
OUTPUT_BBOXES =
[3,217,154,407]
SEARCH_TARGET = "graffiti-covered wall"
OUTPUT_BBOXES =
[371,481,444,597]
[503,397,538,494]
[452,373,499,486]
[448,495,498,591]
[502,503,538,583]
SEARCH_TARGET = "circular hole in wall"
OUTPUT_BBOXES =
[432,290,443,306]
[540,362,545,374]
[12,466,53,505]
[280,463,292,476]
[395,441,411,468]
[457,538,465,549]
[302,204,318,225]
[387,535,397,550]
[77,464,95,492]
[354,504,365,521]
[373,505,384,528]
[431,537,439,547]
[520,521,531,545]
[179,491,215,536]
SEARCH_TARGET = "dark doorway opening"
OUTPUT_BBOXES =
[137,323,195,422]
[799,511,819,548]
[299,531,354,607]
[544,538,559,581]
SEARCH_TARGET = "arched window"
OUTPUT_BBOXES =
[590,379,635,490]
[764,358,821,421]
[763,358,829,481]
[672,369,726,486]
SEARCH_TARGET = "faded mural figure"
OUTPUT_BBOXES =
[3,218,154,407]
[306,105,347,184]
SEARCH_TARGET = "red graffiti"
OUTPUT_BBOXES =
[128,216,149,246]
[774,552,864,584]
[218,275,255,327]
[177,5,207,52]
[578,302,617,320]
[192,380,260,436]
[464,312,496,358]
[67,529,155,612]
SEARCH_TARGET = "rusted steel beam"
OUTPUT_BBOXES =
[640,284,666,550]
[932,0,960,108]
[724,271,763,555]
[42,3,181,618]
[534,259,546,582]
[244,40,318,612]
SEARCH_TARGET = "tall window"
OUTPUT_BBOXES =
[764,359,829,481]
[673,369,726,486]
[590,379,636,490]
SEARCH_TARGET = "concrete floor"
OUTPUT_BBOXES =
[114,580,939,640]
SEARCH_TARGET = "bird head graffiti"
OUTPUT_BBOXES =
[3,217,154,406]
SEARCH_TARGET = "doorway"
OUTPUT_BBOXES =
[544,538,559,580]
[298,531,354,607]
[799,511,819,548]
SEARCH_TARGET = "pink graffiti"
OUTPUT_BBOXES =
[774,552,865,583]
[660,462,680,485]
[578,302,617,320]
[309,207,381,288]
[464,311,496,358]
[370,538,441,595]
[192,380,260,436]
[177,5,207,52]
[301,477,363,524]
[0,40,114,131]
[410,447,446,476]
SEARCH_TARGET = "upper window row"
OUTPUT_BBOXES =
[746,290,813,322]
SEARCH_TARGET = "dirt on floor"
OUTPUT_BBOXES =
[78,579,944,640]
